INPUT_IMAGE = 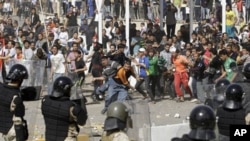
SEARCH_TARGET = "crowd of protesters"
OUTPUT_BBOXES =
[0,0,250,107]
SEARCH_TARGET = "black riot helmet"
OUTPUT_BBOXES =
[215,78,231,94]
[51,76,73,97]
[222,84,244,110]
[189,105,216,140]
[213,79,231,107]
[243,63,250,79]
[6,64,28,85]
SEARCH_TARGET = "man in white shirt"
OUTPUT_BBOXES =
[0,40,16,60]
[0,41,16,74]
[58,27,69,47]
[50,45,66,82]
[23,40,34,60]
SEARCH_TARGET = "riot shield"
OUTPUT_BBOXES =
[238,82,250,109]
[235,65,245,82]
[123,100,151,141]
[203,83,228,110]
[203,83,216,100]
[6,59,46,100]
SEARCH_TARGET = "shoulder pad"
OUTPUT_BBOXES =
[13,96,23,105]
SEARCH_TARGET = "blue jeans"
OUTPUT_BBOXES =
[103,5,111,17]
[96,78,110,95]
[226,25,234,37]
[135,76,148,97]
[191,77,198,98]
[194,6,201,22]
[201,7,210,19]
[75,1,82,10]
[105,78,129,108]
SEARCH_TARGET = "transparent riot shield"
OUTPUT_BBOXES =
[6,59,46,100]
[203,82,228,110]
[235,65,245,82]
[203,83,216,100]
[70,77,94,141]
[6,59,46,86]
[123,100,151,141]
[238,82,250,109]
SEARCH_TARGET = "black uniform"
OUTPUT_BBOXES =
[216,84,246,141]
[0,83,27,141]
[42,95,87,141]
[42,76,88,141]
[217,107,245,136]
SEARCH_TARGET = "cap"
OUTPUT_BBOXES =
[139,48,146,52]
[169,47,177,53]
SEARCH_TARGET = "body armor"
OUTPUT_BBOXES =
[41,96,77,141]
[0,83,20,134]
[217,106,245,136]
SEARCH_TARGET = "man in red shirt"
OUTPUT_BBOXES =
[170,47,193,102]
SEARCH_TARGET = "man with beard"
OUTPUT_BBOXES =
[159,43,175,99]
[109,43,128,66]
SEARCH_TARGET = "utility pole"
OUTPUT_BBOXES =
[160,0,164,30]
[95,0,104,43]
[125,0,130,49]
[189,0,194,39]
[57,0,60,16]
[221,0,226,33]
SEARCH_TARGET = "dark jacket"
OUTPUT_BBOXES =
[190,57,206,81]
[31,13,40,27]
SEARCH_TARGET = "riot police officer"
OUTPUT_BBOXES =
[205,78,230,110]
[171,105,216,141]
[240,63,250,124]
[0,64,29,141]
[41,76,88,141]
[216,84,246,141]
[101,102,131,141]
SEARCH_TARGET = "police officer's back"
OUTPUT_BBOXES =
[41,76,88,141]
[171,105,216,141]
[216,84,246,141]
[101,102,131,141]
[0,64,29,141]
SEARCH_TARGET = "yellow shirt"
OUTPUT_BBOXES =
[173,0,182,6]
[226,10,236,26]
